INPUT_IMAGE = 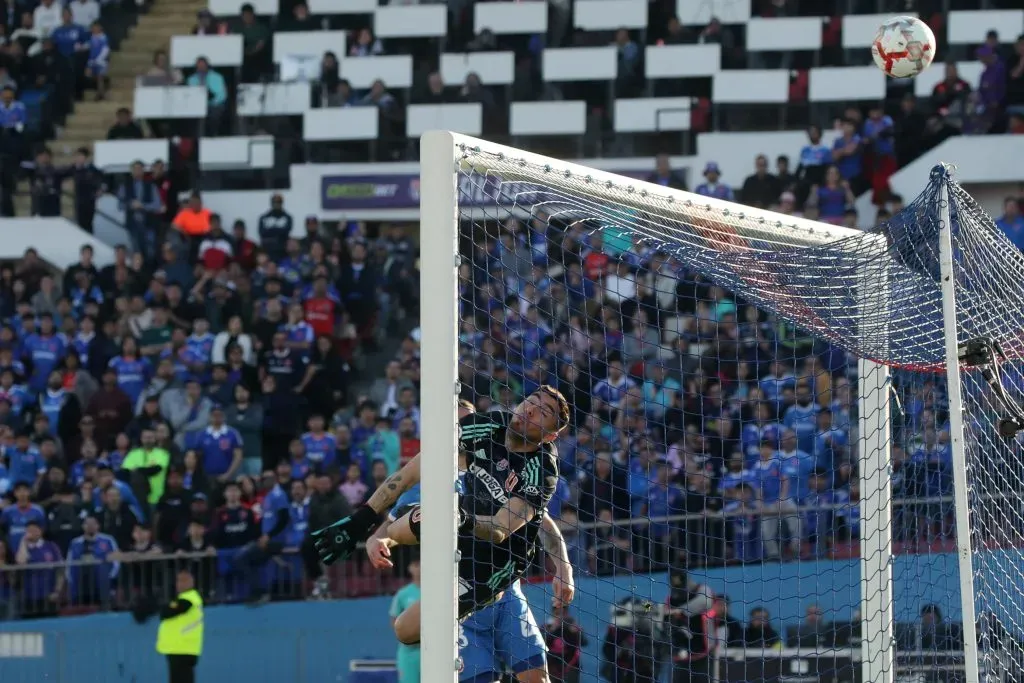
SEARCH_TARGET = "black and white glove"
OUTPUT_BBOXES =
[311,505,382,565]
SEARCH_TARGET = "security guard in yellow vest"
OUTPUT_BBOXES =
[157,569,204,683]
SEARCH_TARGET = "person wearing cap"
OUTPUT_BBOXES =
[155,568,204,683]
[693,161,734,201]
[257,193,293,261]
[122,427,171,505]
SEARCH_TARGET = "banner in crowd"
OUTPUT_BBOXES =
[320,169,655,211]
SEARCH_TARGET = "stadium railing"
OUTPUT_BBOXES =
[0,488,986,620]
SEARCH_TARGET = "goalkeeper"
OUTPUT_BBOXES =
[312,385,570,645]
[368,400,575,683]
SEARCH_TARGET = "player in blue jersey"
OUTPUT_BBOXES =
[364,400,575,683]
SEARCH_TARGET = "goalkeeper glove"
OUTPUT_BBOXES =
[312,505,382,565]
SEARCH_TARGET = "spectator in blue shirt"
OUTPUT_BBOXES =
[14,521,64,617]
[996,197,1024,251]
[66,514,119,605]
[831,118,865,194]
[191,405,243,481]
[796,124,832,190]
[783,385,819,455]
[300,414,336,470]
[51,8,89,59]
[22,313,66,392]
[1,482,47,550]
[863,104,897,204]
[4,431,45,487]
[813,409,849,469]
[803,468,837,557]
[694,161,734,201]
[238,474,300,604]
[85,21,110,100]
[641,460,685,567]
[751,440,801,560]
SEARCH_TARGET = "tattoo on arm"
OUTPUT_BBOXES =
[540,513,570,567]
[368,472,405,513]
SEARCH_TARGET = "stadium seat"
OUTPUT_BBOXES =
[340,55,415,90]
[198,136,275,170]
[273,31,349,65]
[236,82,312,117]
[304,108,379,141]
[510,101,587,136]
[440,52,516,87]
[573,0,647,32]
[808,66,885,102]
[133,86,209,120]
[208,0,276,15]
[407,103,484,138]
[374,5,448,39]
[170,34,245,69]
[308,0,375,12]
[94,139,171,172]
[542,47,618,82]
[474,1,547,35]
[676,0,751,25]
[712,70,790,104]
[948,10,1024,44]
[645,44,721,78]
[746,17,826,52]
[613,97,691,134]
[842,13,918,49]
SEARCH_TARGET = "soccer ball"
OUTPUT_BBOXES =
[871,16,936,79]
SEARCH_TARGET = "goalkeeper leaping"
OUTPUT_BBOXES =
[312,385,571,645]
[369,399,575,683]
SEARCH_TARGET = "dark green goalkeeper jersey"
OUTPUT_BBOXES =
[457,410,559,590]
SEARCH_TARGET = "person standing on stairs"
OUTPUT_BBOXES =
[85,20,109,101]
[0,84,26,217]
[30,148,62,217]
[67,146,104,233]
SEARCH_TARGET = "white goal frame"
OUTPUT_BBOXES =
[417,130,977,683]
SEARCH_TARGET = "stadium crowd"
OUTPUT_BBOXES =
[0,6,1020,683]
[0,0,1022,224]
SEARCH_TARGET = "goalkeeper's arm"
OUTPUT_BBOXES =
[540,512,575,607]
[364,453,421,516]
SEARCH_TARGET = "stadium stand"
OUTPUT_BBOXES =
[1,0,1024,681]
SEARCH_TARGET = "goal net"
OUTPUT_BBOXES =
[417,132,1024,683]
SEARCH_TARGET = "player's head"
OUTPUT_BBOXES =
[457,398,475,419]
[176,568,195,594]
[509,385,569,444]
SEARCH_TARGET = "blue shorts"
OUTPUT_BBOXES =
[89,62,108,77]
[458,583,546,683]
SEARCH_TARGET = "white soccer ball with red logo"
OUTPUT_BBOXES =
[871,16,936,79]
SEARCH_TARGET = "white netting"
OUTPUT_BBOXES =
[447,141,1024,683]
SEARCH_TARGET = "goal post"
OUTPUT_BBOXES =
[417,130,1003,683]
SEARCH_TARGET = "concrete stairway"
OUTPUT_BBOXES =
[16,0,207,218]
